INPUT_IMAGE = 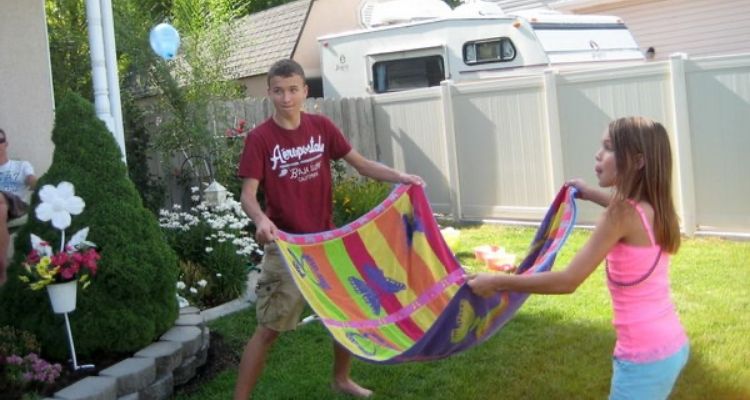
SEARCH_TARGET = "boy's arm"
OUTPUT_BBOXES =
[240,178,277,245]
[342,149,424,186]
[25,174,37,189]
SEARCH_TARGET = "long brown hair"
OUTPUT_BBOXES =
[609,116,681,253]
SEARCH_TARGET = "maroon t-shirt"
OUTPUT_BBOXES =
[238,113,352,234]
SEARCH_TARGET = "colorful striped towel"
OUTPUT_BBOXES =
[275,184,577,363]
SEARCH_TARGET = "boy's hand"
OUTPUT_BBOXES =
[254,218,278,245]
[400,173,425,186]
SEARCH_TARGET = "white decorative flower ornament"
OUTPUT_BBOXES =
[35,181,85,230]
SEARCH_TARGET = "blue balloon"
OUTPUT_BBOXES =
[149,23,180,60]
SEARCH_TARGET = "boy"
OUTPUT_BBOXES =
[0,128,37,285]
[234,59,423,399]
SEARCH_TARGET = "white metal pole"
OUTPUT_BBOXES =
[100,0,126,163]
[84,0,116,144]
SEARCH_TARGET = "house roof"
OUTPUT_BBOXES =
[225,0,312,79]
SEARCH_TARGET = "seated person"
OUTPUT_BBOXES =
[0,128,37,285]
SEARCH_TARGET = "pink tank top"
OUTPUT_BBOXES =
[606,200,687,363]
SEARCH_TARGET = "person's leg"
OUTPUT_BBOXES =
[234,243,306,398]
[331,340,373,397]
[0,195,9,285]
[234,325,280,400]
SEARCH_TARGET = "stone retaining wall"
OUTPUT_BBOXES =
[44,270,259,400]
[48,306,210,400]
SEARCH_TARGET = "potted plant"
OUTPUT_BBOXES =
[17,181,99,370]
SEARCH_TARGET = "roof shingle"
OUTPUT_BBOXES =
[225,0,312,79]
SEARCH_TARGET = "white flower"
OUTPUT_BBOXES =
[205,247,213,253]
[216,273,222,278]
[177,294,190,308]
[197,279,208,288]
[176,281,186,290]
[189,287,198,294]
[35,181,85,230]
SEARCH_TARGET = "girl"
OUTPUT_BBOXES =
[466,116,689,399]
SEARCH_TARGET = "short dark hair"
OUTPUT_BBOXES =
[0,128,5,138]
[267,59,306,86]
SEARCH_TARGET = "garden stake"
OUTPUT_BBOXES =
[62,311,94,371]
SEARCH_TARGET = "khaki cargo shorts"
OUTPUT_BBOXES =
[255,243,307,332]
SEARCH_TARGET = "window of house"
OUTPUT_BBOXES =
[372,55,445,93]
[463,38,516,65]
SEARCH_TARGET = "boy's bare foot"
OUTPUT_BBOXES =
[332,379,373,398]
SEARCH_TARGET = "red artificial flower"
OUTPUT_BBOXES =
[25,249,41,265]
[50,252,69,267]
[59,262,80,280]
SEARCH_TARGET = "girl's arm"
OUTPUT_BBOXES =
[466,208,624,297]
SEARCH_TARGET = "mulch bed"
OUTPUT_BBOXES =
[174,331,240,395]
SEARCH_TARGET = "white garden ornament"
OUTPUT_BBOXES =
[35,181,85,230]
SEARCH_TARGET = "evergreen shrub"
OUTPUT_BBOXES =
[0,92,179,359]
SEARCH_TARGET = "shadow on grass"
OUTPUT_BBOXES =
[672,349,750,400]
[183,307,748,400]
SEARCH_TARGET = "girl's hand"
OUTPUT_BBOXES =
[465,273,501,298]
[566,178,590,200]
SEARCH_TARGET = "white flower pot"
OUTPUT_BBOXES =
[46,281,77,314]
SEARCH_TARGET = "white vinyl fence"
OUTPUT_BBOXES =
[371,53,750,236]
[183,53,748,235]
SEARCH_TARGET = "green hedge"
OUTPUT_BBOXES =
[0,92,179,359]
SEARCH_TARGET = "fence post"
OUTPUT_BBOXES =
[356,97,377,161]
[668,53,697,236]
[543,68,564,198]
[440,80,461,221]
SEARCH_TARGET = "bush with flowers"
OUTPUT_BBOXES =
[2,353,62,393]
[0,326,62,397]
[159,186,263,308]
[17,182,100,291]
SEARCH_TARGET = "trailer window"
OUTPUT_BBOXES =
[372,55,445,93]
[463,38,516,65]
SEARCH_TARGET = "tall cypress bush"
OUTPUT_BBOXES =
[0,92,179,359]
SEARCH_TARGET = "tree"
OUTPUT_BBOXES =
[0,92,179,359]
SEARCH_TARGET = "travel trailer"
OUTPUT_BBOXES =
[319,6,644,98]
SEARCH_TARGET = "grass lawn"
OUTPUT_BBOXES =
[175,225,750,400]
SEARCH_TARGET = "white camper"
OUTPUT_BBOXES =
[319,7,644,98]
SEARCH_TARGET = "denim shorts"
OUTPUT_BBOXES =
[609,343,689,400]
